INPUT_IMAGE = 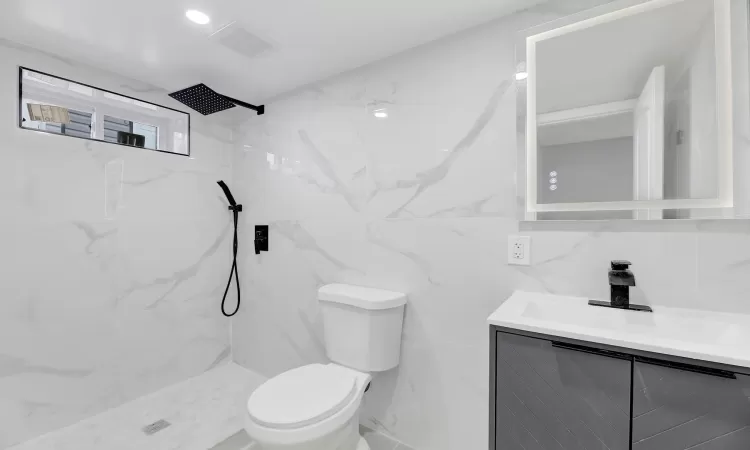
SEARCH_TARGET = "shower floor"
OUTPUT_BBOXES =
[9,363,266,450]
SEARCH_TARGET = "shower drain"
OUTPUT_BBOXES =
[142,419,171,435]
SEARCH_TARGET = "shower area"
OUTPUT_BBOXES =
[0,40,268,449]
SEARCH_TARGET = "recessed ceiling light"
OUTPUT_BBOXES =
[515,71,528,81]
[186,10,210,25]
[373,108,388,119]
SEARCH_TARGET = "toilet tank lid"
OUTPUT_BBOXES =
[318,284,406,310]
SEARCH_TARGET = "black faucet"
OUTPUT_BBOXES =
[589,260,652,312]
[609,260,635,307]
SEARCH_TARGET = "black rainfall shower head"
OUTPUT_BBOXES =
[169,83,264,116]
[170,84,235,116]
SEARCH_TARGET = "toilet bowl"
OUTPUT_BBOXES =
[244,284,407,450]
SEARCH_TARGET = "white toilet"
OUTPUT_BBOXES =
[244,284,407,450]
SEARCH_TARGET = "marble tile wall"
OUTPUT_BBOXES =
[229,1,750,449]
[0,43,234,447]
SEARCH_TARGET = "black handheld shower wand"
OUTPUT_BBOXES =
[217,180,240,210]
[217,181,241,317]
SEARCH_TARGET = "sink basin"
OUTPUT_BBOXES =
[520,296,743,347]
[521,299,628,330]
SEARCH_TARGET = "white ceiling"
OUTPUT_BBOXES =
[0,0,544,106]
[536,0,713,113]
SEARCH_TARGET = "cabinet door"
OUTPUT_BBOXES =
[494,332,631,450]
[632,358,750,449]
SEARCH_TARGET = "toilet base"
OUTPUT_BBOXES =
[253,435,369,450]
[247,413,366,450]
[357,436,370,450]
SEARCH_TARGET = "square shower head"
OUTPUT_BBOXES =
[169,83,236,116]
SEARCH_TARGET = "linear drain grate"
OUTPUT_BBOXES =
[142,419,171,435]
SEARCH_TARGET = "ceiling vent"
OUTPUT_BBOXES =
[211,22,272,59]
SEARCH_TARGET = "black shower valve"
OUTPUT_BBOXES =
[255,225,269,255]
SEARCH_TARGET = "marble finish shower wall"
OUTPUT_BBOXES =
[0,43,233,447]
[230,3,750,450]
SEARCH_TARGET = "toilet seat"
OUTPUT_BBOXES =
[247,364,358,429]
[245,363,372,446]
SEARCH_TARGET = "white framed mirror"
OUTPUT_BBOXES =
[517,0,750,220]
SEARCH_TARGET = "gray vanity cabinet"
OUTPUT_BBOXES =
[491,328,750,450]
[493,332,631,450]
[632,359,750,449]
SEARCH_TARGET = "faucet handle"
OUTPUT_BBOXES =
[611,260,632,270]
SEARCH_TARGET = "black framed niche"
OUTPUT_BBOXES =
[18,67,190,156]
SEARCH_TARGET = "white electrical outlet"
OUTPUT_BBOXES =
[508,235,531,266]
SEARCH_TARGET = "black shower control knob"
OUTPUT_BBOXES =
[255,225,269,254]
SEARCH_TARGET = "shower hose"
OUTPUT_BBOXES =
[221,207,240,317]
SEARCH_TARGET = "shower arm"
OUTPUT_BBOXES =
[220,94,265,115]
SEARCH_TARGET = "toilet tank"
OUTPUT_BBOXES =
[318,284,406,372]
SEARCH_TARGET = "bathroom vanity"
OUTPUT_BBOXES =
[487,291,750,450]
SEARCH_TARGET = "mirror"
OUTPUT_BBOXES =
[518,0,745,220]
[19,68,190,156]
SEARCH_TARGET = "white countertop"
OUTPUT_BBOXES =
[488,291,750,369]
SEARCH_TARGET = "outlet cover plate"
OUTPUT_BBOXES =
[508,235,531,266]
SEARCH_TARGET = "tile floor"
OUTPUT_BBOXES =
[360,426,414,450]
[8,362,413,450]
[209,430,255,450]
[9,363,265,450]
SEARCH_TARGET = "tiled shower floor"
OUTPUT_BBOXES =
[9,363,266,450]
